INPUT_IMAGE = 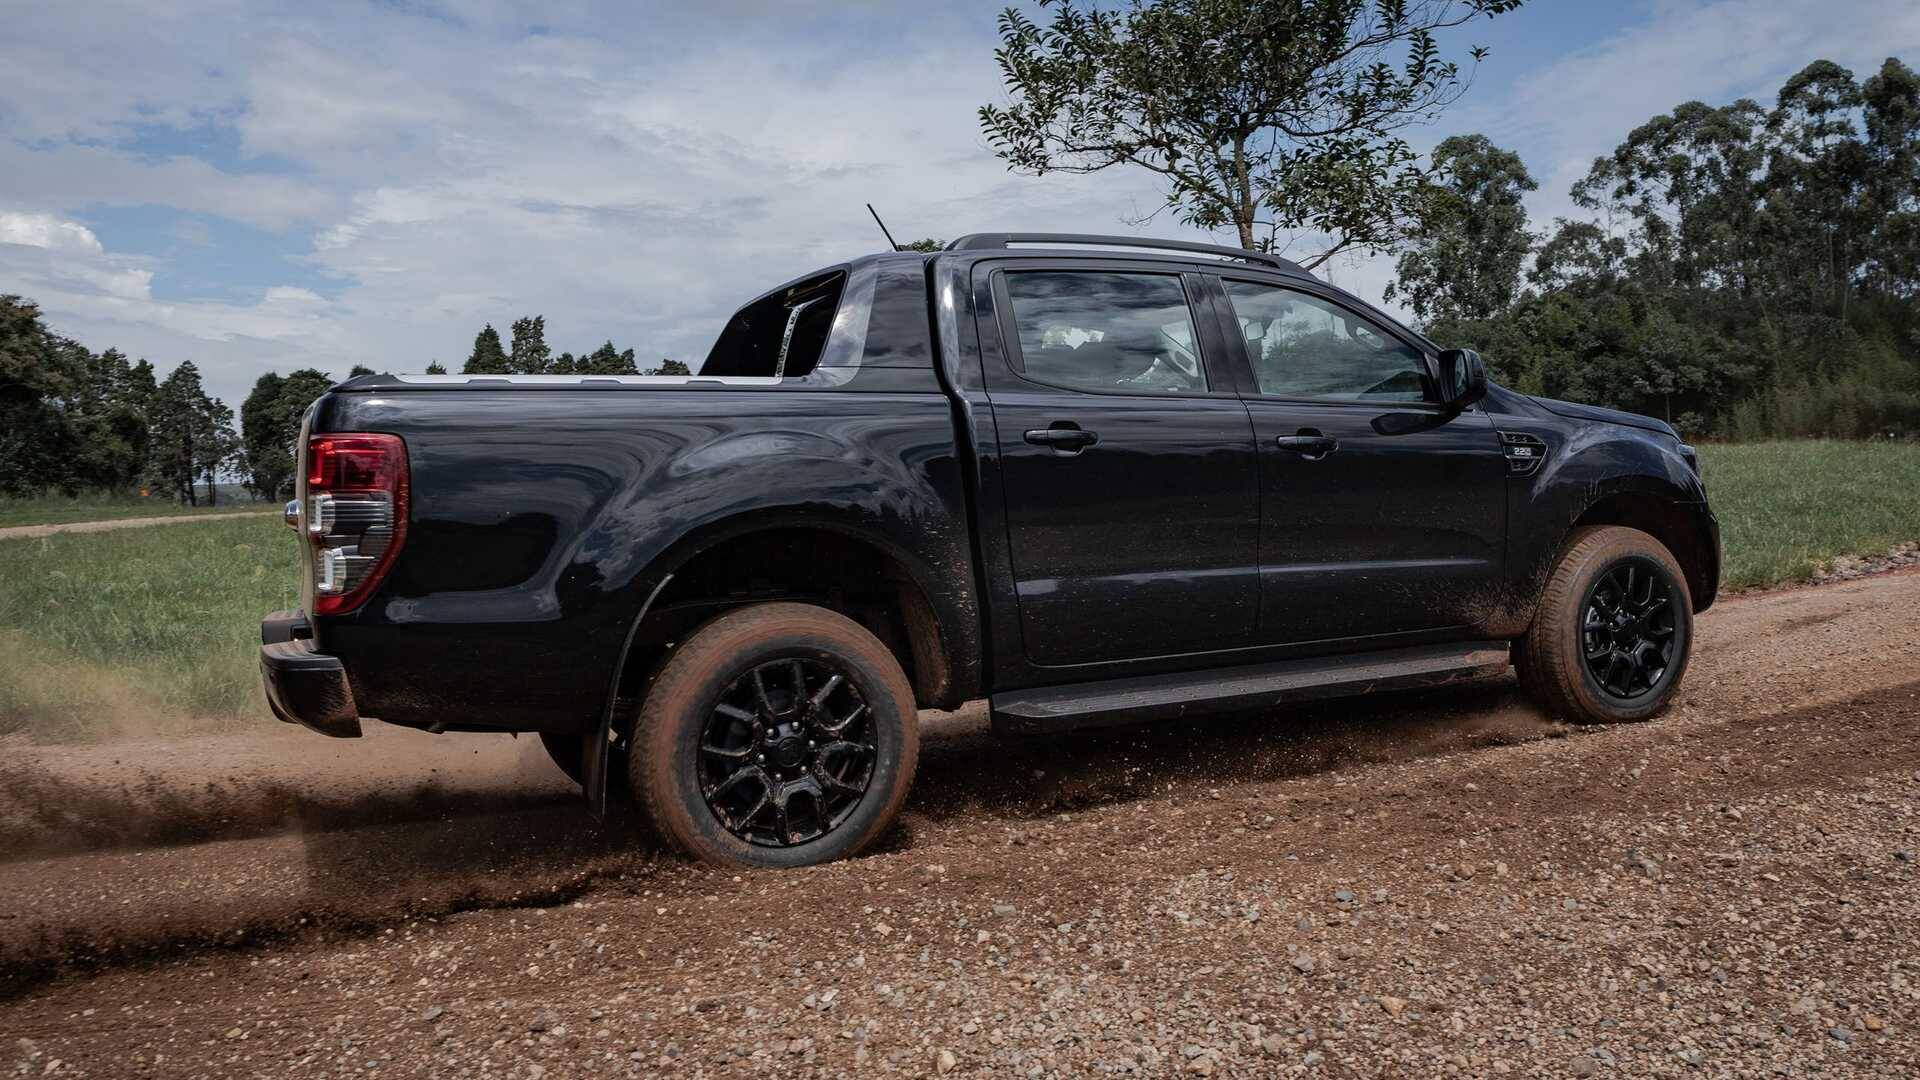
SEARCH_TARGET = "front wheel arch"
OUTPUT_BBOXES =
[1571,491,1718,613]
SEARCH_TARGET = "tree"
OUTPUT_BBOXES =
[0,295,79,496]
[348,364,377,377]
[978,0,1523,264]
[576,340,640,375]
[463,324,509,374]
[898,238,945,252]
[425,360,448,374]
[1860,58,1920,297]
[239,372,286,499]
[241,368,334,501]
[197,396,240,505]
[1385,134,1536,322]
[148,362,212,504]
[1404,57,1920,438]
[508,315,551,374]
[649,359,692,375]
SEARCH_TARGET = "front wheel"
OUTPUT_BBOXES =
[631,602,919,868]
[1518,526,1694,723]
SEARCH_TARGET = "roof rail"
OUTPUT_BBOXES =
[944,232,1300,272]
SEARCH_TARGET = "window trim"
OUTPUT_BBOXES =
[1209,272,1446,409]
[988,263,1241,401]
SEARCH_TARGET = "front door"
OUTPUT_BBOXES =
[983,265,1260,666]
[1211,276,1507,645]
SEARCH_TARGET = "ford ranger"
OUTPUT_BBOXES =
[260,233,1719,868]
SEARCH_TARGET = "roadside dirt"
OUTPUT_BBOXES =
[0,510,275,541]
[3,569,1918,1077]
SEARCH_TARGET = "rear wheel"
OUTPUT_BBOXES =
[1518,526,1693,723]
[631,602,918,868]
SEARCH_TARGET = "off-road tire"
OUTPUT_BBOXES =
[632,602,918,868]
[1518,525,1693,724]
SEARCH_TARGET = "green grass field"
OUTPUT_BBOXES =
[0,440,1914,741]
[0,487,264,528]
[1698,440,1920,589]
[0,516,297,741]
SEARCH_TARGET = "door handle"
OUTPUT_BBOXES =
[1274,433,1338,460]
[1024,426,1099,452]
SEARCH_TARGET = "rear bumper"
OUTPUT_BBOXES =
[260,609,362,738]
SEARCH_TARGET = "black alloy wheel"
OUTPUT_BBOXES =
[1579,556,1680,700]
[697,657,877,847]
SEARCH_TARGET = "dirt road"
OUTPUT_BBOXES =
[3,571,1918,1077]
[0,510,275,541]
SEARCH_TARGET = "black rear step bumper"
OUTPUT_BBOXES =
[259,609,362,738]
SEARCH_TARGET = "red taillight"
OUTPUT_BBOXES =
[309,435,406,491]
[303,433,408,616]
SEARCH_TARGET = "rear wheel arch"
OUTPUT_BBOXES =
[617,520,957,712]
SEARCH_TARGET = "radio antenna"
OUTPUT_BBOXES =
[866,203,902,252]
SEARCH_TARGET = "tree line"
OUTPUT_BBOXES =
[1,296,691,502]
[456,316,690,376]
[1391,58,1920,438]
[1,295,239,503]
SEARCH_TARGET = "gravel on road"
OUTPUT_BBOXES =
[2,568,1918,1077]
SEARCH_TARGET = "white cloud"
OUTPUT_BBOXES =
[0,212,106,255]
[0,211,342,392]
[5,0,1915,399]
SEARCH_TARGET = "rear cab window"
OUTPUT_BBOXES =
[700,269,846,377]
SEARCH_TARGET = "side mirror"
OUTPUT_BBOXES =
[1437,348,1487,412]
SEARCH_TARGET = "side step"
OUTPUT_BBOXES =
[990,641,1512,735]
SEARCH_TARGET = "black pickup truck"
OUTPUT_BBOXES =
[261,232,1718,867]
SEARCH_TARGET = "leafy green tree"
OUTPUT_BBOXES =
[649,359,692,376]
[576,340,640,374]
[239,372,286,499]
[241,368,335,501]
[148,362,213,504]
[508,315,552,374]
[978,0,1523,264]
[425,360,448,374]
[198,396,240,505]
[1385,134,1536,322]
[898,238,944,253]
[348,364,377,377]
[0,295,79,496]
[463,324,510,374]
[1411,56,1920,438]
[1860,58,1920,297]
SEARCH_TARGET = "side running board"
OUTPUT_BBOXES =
[990,641,1512,735]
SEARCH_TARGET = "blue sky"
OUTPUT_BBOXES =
[3,0,1918,405]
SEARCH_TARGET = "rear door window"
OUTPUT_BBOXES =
[1001,270,1208,393]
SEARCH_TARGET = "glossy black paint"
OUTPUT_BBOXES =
[977,261,1259,665]
[307,256,980,732]
[287,242,1718,741]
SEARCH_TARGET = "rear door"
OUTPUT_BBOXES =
[1206,274,1506,644]
[980,263,1260,666]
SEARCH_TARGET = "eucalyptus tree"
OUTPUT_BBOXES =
[1385,133,1536,322]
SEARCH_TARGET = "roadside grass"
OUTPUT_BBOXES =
[1698,440,1920,590]
[0,487,263,529]
[0,517,297,742]
[0,441,1914,743]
